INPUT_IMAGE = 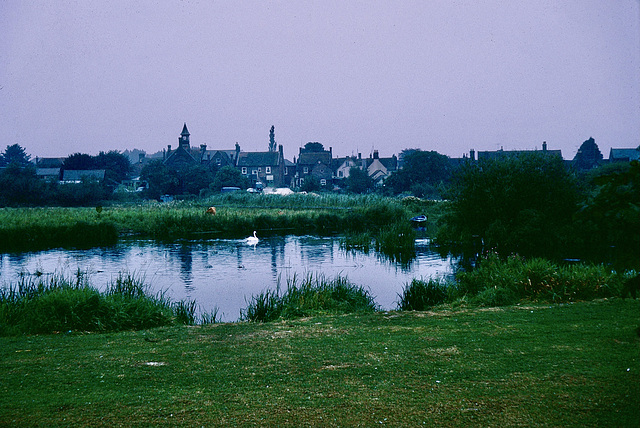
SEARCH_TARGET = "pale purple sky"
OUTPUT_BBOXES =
[1,1,639,161]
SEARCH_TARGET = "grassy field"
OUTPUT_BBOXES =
[1,299,638,427]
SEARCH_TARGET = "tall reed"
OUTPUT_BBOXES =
[0,271,217,336]
[241,273,378,322]
[454,253,624,305]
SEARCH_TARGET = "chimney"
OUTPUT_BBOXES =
[373,150,379,159]
[167,144,172,153]
[470,149,475,161]
[542,141,547,152]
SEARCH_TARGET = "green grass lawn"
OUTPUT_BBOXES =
[1,299,638,427]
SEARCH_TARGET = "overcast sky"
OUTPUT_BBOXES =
[1,1,639,162]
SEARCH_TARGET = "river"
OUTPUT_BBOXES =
[0,235,456,322]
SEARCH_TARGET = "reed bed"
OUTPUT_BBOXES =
[0,194,438,252]
[0,271,216,336]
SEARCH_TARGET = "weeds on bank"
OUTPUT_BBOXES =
[242,273,378,322]
[0,271,217,336]
[396,252,632,311]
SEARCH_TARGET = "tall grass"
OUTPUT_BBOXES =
[396,253,632,310]
[397,278,449,311]
[242,273,378,322]
[0,271,217,336]
[454,252,624,305]
[0,195,435,250]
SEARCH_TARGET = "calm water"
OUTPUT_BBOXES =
[0,236,455,322]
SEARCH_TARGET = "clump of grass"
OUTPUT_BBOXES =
[242,274,378,322]
[340,232,373,252]
[172,300,219,325]
[454,252,624,305]
[374,222,416,264]
[0,271,217,336]
[397,278,449,311]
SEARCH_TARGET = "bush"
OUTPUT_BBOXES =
[397,278,449,311]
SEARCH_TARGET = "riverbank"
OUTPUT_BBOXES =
[1,299,637,427]
[0,194,444,252]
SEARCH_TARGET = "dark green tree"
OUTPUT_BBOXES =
[212,165,250,191]
[94,151,131,184]
[346,167,373,194]
[63,153,95,170]
[141,160,180,199]
[55,176,108,206]
[180,164,216,195]
[300,175,322,192]
[573,137,603,170]
[385,150,451,196]
[269,126,277,152]
[575,160,640,269]
[303,142,324,152]
[440,152,579,259]
[1,144,31,167]
[0,163,47,206]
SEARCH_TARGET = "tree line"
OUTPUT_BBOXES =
[1,143,638,269]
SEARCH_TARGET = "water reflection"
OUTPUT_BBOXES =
[0,236,455,322]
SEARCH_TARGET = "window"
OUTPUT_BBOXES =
[303,167,309,174]
[252,169,258,175]
[241,167,247,174]
[320,179,327,186]
[215,158,221,166]
[265,166,271,174]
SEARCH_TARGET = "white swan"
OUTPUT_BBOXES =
[245,231,259,245]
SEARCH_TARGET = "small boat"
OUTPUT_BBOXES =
[410,215,428,231]
[410,215,428,224]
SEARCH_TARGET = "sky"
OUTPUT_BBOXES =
[1,0,639,162]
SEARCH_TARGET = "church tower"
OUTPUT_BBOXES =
[179,123,190,150]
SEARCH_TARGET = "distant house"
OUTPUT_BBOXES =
[36,168,61,181]
[366,150,398,187]
[35,157,65,168]
[237,145,286,188]
[162,124,243,173]
[334,151,397,187]
[477,141,562,161]
[295,144,333,187]
[62,170,106,183]
[163,123,200,169]
[609,147,640,163]
[201,143,241,171]
[335,156,365,180]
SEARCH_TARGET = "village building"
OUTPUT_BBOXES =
[295,143,333,187]
[476,141,562,161]
[609,147,640,163]
[236,145,286,188]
